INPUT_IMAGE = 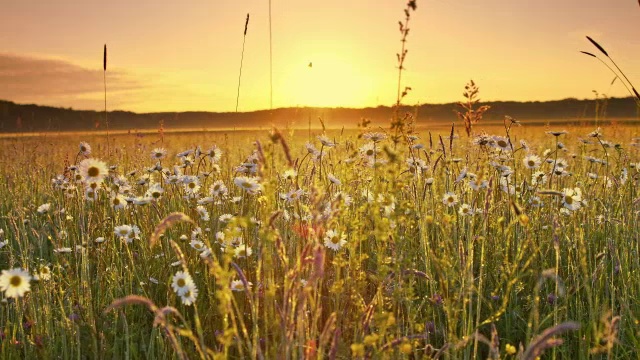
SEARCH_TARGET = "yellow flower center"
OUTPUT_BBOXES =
[10,275,22,287]
[331,236,340,244]
[88,166,100,177]
[177,278,186,287]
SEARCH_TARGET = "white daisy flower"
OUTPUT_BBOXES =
[219,214,234,223]
[197,197,214,205]
[110,193,127,210]
[455,167,468,183]
[327,174,341,186]
[458,203,474,216]
[323,229,347,251]
[171,271,195,296]
[145,183,164,200]
[180,283,198,306]
[190,240,206,252]
[234,176,261,194]
[0,268,32,298]
[234,244,253,258]
[363,132,387,142]
[230,279,252,292]
[206,146,223,162]
[546,130,568,137]
[151,148,167,160]
[85,186,99,202]
[317,135,335,147]
[282,169,297,180]
[529,196,543,207]
[305,142,318,154]
[133,196,153,206]
[562,187,583,211]
[114,225,132,238]
[182,176,201,194]
[37,203,51,214]
[523,154,541,169]
[37,265,52,281]
[166,175,181,185]
[442,192,458,207]
[177,149,194,158]
[79,158,109,184]
[359,142,376,158]
[209,180,228,197]
[79,142,92,156]
[492,136,511,151]
[196,206,210,221]
[531,171,548,186]
[285,189,304,202]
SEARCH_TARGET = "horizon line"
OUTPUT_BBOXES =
[1,95,636,115]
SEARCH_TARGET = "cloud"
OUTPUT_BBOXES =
[0,52,143,105]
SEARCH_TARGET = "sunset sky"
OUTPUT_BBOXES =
[1,0,639,113]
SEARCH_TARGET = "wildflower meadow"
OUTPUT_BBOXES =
[0,120,639,359]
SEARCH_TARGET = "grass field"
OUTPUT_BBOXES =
[0,120,639,359]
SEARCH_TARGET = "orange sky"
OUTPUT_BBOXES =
[1,0,639,113]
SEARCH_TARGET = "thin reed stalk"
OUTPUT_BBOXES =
[103,44,110,156]
[235,14,250,112]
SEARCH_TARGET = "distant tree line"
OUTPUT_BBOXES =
[0,97,637,133]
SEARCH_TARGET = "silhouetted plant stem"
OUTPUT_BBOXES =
[236,14,250,113]
[582,37,640,106]
[104,44,110,157]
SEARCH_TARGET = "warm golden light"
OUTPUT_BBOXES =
[279,54,376,108]
[0,1,639,112]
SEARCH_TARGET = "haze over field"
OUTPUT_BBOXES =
[1,0,639,113]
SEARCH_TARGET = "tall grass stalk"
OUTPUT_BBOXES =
[235,14,250,113]
[103,44,109,156]
[581,36,640,107]
[391,0,417,147]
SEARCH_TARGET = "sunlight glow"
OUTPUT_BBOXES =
[279,54,376,108]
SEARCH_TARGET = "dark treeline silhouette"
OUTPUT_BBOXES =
[0,97,637,133]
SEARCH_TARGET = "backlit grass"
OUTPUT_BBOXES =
[0,122,639,359]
